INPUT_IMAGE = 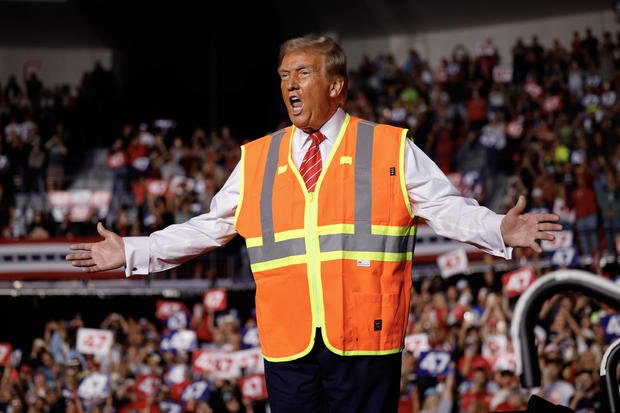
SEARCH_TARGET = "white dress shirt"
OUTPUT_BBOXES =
[123,107,511,276]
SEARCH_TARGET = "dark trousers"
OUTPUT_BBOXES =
[264,329,402,413]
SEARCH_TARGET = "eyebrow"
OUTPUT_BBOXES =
[278,64,314,74]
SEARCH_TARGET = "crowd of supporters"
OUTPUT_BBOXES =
[0,26,620,412]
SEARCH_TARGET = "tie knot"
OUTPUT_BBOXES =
[309,131,326,146]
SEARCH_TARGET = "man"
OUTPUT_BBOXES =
[67,35,561,412]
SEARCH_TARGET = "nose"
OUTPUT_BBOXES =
[285,75,298,91]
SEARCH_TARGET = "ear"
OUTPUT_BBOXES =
[329,76,345,99]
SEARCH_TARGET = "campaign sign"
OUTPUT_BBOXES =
[213,352,242,380]
[165,311,190,331]
[541,231,573,251]
[404,334,430,357]
[543,95,562,113]
[502,266,535,299]
[241,326,260,349]
[524,82,543,99]
[0,343,12,366]
[136,375,161,398]
[158,401,183,413]
[506,120,523,138]
[493,352,516,372]
[437,249,468,278]
[600,314,620,341]
[106,152,126,170]
[156,300,189,320]
[165,364,187,385]
[147,179,169,198]
[192,349,217,374]
[203,289,227,311]
[236,347,264,375]
[550,247,577,269]
[78,372,110,400]
[239,374,268,401]
[76,328,113,356]
[160,330,197,353]
[181,381,210,403]
[417,351,451,377]
[482,334,508,363]
[492,66,512,83]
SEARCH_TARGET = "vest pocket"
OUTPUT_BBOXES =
[345,291,404,352]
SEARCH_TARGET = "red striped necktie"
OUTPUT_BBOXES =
[299,131,326,192]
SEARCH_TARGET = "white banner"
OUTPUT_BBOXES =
[437,249,468,278]
[76,328,113,356]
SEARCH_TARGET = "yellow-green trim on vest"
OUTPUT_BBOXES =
[233,145,246,230]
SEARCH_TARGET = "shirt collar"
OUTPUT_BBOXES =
[294,106,346,145]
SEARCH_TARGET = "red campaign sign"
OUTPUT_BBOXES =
[192,349,218,374]
[156,300,189,320]
[502,266,535,298]
[524,82,543,99]
[106,152,126,170]
[543,95,562,113]
[238,374,268,401]
[213,353,241,380]
[0,343,11,366]
[236,348,264,374]
[203,289,227,311]
[136,375,161,398]
[146,179,169,197]
[506,120,524,138]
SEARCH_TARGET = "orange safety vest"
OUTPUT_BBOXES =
[234,114,416,361]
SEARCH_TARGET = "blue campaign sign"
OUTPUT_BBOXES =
[78,372,110,400]
[417,351,451,377]
[550,247,577,269]
[165,311,189,330]
[601,313,620,341]
[158,402,183,413]
[181,381,210,403]
[241,326,260,349]
[160,330,198,354]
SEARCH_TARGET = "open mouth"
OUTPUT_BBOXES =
[290,96,303,115]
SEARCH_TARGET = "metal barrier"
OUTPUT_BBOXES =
[511,269,620,411]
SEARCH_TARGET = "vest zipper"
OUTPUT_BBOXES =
[308,192,322,328]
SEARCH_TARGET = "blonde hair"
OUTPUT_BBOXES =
[279,35,348,98]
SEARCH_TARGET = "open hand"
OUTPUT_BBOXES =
[65,222,126,272]
[501,195,562,253]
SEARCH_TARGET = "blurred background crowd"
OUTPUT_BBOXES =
[1,20,620,413]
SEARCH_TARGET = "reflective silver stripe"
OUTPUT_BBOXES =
[247,238,306,262]
[319,233,414,253]
[259,129,286,244]
[320,120,414,258]
[354,120,375,235]
[248,129,306,264]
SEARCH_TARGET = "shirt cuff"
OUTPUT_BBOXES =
[123,236,150,277]
[491,214,513,260]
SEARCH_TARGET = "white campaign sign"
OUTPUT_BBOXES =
[541,231,573,251]
[437,249,468,278]
[404,334,430,357]
[236,348,264,374]
[78,372,110,400]
[76,328,114,356]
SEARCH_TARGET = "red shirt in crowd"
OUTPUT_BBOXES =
[570,185,598,218]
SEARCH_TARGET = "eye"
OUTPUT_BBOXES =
[280,73,289,80]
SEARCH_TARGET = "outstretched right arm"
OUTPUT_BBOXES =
[66,162,241,276]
